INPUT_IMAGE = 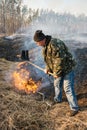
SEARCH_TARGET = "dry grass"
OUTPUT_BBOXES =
[0,37,87,130]
[0,59,53,130]
[0,92,52,130]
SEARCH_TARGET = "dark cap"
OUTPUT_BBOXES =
[33,30,46,42]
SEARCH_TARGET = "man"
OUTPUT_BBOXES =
[33,30,79,116]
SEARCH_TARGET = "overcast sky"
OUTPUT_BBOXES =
[23,0,87,16]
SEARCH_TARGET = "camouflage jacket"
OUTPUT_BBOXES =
[42,36,76,76]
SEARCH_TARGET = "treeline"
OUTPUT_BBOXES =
[0,0,87,35]
[0,0,39,35]
[34,9,87,35]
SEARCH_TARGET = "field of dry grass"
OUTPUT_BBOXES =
[0,37,87,130]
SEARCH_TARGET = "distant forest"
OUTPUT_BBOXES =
[0,0,87,35]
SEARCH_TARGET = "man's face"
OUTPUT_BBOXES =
[36,38,46,46]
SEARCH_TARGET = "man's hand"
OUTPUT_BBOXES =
[54,75,59,78]
[44,69,50,74]
[44,69,60,78]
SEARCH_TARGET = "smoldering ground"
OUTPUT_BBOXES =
[0,36,87,130]
[0,13,87,129]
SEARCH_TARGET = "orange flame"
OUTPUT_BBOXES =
[12,62,39,93]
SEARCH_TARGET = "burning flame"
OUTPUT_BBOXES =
[12,62,39,93]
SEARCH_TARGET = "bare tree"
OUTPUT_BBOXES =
[0,0,39,35]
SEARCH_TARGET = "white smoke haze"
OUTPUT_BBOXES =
[5,11,87,50]
[5,12,87,53]
[24,0,87,16]
[5,63,17,85]
[5,11,87,66]
[4,11,87,91]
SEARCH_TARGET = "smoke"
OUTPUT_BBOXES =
[5,11,87,51]
[4,12,87,92]
[5,63,17,85]
[14,12,87,68]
